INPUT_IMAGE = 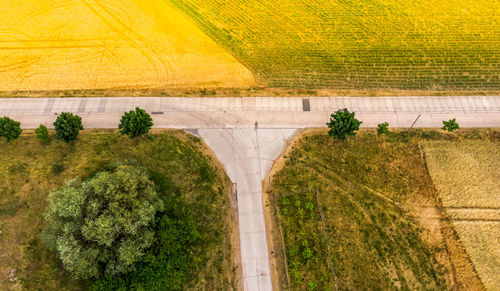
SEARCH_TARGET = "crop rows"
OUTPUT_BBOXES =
[168,0,500,89]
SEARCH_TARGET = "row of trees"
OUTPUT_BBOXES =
[326,109,460,139]
[1,108,461,143]
[0,107,153,143]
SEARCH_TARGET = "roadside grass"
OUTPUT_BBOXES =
[168,0,499,90]
[267,129,500,290]
[0,131,238,290]
[424,140,500,290]
[268,131,448,290]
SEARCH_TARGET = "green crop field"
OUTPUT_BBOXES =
[168,0,499,90]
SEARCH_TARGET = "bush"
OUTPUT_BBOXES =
[53,112,83,142]
[51,163,65,175]
[0,116,22,143]
[442,118,459,132]
[43,165,164,279]
[326,108,362,139]
[119,107,153,138]
[377,122,390,135]
[35,124,50,143]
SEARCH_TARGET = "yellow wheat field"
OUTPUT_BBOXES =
[0,0,255,91]
[424,141,500,290]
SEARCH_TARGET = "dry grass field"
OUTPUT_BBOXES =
[169,0,500,90]
[265,131,484,290]
[0,0,255,91]
[424,141,500,290]
[0,131,239,290]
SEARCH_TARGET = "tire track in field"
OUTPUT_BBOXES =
[80,0,172,82]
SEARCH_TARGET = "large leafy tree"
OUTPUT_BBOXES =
[0,116,22,143]
[119,107,153,138]
[53,112,84,142]
[326,108,362,139]
[44,165,164,279]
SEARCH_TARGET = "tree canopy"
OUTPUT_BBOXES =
[53,112,84,142]
[326,109,362,139]
[44,165,164,279]
[119,107,153,138]
[0,116,22,143]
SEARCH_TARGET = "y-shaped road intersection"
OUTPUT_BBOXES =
[1,96,499,290]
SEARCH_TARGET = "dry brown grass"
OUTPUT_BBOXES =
[424,141,500,208]
[0,130,239,290]
[424,140,500,290]
[1,88,499,98]
[452,222,500,290]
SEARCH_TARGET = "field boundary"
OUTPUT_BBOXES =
[418,143,484,289]
[1,89,500,98]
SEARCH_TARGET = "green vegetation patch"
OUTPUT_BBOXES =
[0,131,236,290]
[168,0,499,90]
[269,132,447,290]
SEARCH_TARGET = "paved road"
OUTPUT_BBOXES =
[1,96,499,129]
[1,96,499,291]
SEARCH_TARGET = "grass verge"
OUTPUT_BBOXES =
[0,130,239,290]
[265,129,497,290]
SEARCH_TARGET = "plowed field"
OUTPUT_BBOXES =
[0,0,255,91]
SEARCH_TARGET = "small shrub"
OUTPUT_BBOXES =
[53,112,83,142]
[0,116,22,143]
[119,107,153,138]
[35,124,50,143]
[442,118,459,132]
[326,109,362,139]
[377,122,390,135]
[51,164,65,175]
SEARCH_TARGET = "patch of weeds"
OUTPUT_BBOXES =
[421,130,443,140]
[0,196,24,216]
[51,164,65,175]
[8,162,28,174]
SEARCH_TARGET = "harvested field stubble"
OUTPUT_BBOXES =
[0,0,255,91]
[425,140,500,290]
[169,0,500,90]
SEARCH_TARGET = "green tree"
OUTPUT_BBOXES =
[53,112,83,142]
[442,118,459,132]
[0,116,22,143]
[377,122,390,135]
[326,109,362,139]
[44,165,164,279]
[35,124,50,143]
[91,172,201,291]
[119,107,153,138]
